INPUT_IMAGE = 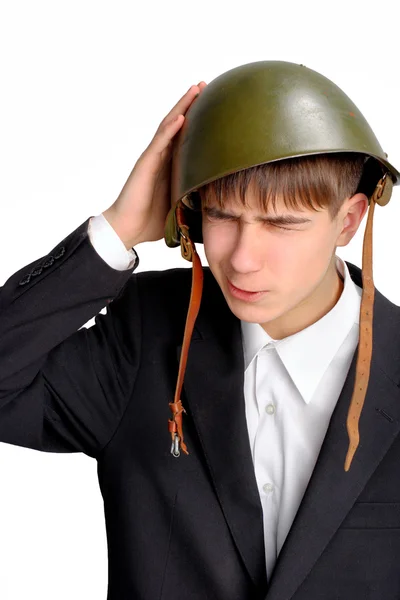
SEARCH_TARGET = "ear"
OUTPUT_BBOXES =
[335,193,369,247]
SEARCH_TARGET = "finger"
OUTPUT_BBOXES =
[159,81,207,133]
[150,113,185,154]
[163,84,200,124]
[151,81,207,151]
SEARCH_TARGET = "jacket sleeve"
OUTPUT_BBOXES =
[0,216,142,459]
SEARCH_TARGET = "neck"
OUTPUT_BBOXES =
[261,255,344,340]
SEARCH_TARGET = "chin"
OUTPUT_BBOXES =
[223,295,278,324]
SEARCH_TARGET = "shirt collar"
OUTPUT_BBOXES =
[241,257,362,404]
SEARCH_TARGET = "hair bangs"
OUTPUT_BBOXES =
[194,153,367,219]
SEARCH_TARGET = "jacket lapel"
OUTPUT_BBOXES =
[265,262,400,600]
[177,270,268,593]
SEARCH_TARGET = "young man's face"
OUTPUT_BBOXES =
[201,186,368,339]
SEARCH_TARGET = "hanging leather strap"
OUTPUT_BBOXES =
[344,197,375,471]
[168,203,204,457]
[344,174,391,471]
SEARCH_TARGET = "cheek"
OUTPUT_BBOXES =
[266,231,335,286]
[202,223,234,264]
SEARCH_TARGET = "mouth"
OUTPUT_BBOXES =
[227,279,269,302]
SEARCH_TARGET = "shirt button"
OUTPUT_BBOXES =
[263,483,274,494]
[265,403,275,415]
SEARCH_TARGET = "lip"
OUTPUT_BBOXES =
[227,279,269,303]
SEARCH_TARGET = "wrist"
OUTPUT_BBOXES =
[102,207,140,250]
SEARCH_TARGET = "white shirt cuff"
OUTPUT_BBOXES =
[88,213,138,271]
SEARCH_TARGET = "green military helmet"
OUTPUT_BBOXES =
[165,60,400,248]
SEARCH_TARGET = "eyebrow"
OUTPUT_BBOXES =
[203,206,313,226]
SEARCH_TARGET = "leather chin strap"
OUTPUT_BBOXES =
[170,175,392,471]
[168,202,204,457]
[344,173,392,470]
[344,195,375,471]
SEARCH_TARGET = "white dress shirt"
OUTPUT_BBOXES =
[88,213,362,579]
[241,259,362,577]
[88,213,138,271]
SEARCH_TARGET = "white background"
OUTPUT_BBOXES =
[0,1,399,598]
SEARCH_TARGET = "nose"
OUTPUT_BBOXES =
[229,223,264,274]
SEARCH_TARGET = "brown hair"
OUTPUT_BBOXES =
[193,153,370,220]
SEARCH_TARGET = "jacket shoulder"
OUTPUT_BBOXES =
[133,266,216,304]
[115,267,217,334]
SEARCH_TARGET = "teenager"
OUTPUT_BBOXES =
[1,62,399,599]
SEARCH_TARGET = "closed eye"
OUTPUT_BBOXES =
[203,207,306,231]
[268,223,292,231]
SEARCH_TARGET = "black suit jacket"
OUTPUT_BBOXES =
[1,217,400,600]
